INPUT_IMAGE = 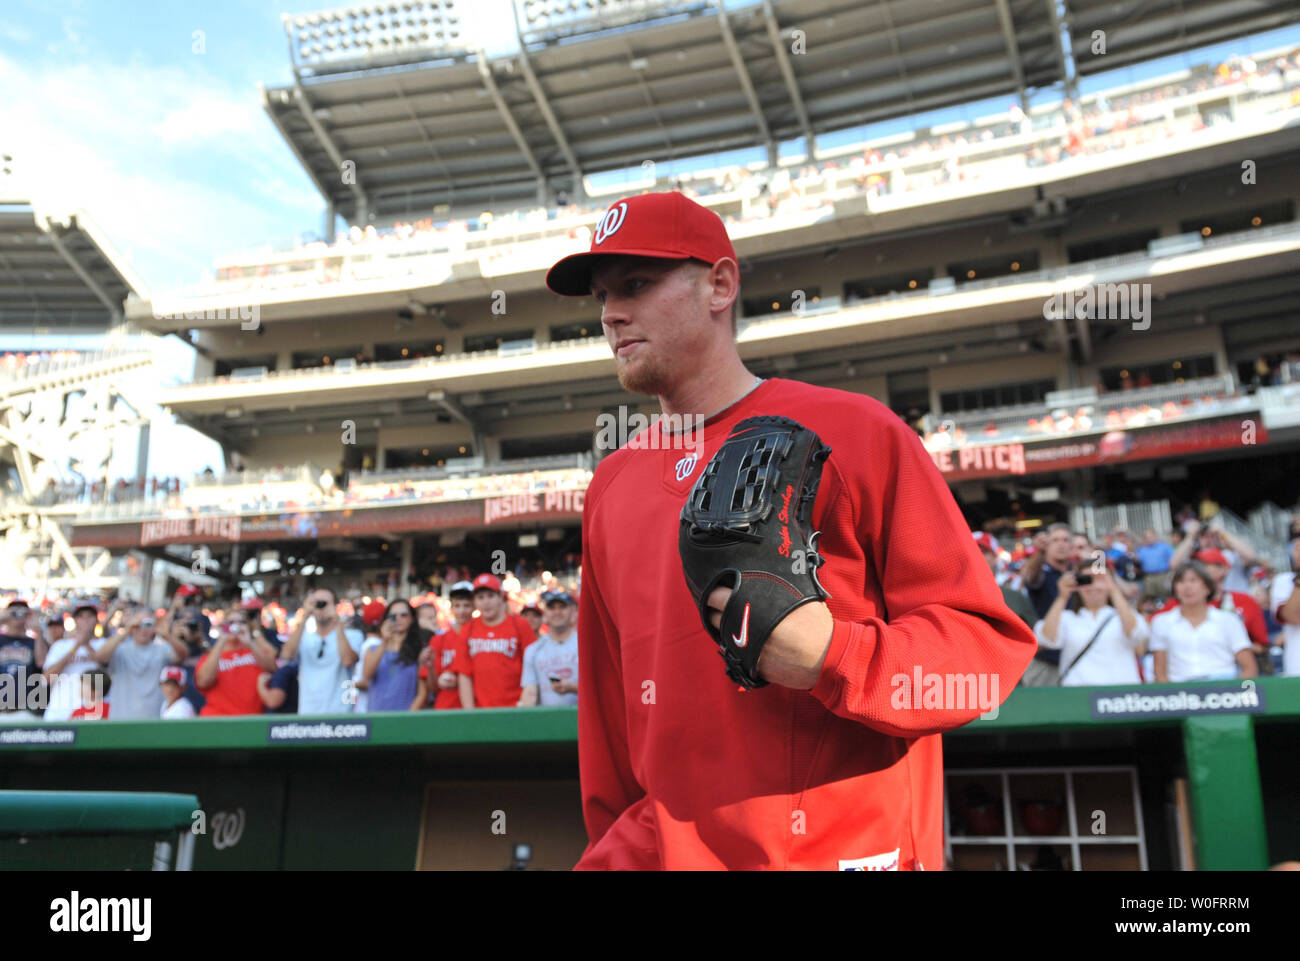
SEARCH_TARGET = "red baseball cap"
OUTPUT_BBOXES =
[545,192,737,297]
[176,585,200,597]
[159,666,185,685]
[1195,549,1229,566]
[361,600,387,627]
[472,573,503,594]
[972,532,998,554]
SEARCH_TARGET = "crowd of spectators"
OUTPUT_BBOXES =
[978,504,1300,686]
[1,493,1295,725]
[922,385,1245,450]
[200,47,1300,297]
[0,564,582,722]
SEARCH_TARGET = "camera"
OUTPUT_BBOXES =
[314,599,329,609]
[1075,573,1093,586]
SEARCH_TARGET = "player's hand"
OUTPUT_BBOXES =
[550,679,576,695]
[1033,532,1049,551]
[706,587,832,690]
[417,646,434,668]
[437,670,457,690]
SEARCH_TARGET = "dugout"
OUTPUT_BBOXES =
[1,679,1296,870]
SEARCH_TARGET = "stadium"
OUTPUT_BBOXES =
[2,0,1300,873]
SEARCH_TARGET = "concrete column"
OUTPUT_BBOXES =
[324,201,336,243]
[138,552,154,606]
[135,423,150,493]
[399,537,414,596]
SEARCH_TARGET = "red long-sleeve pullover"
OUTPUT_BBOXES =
[575,378,1036,870]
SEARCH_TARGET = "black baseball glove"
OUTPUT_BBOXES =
[678,415,832,690]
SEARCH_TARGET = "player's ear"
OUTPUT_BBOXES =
[706,257,740,325]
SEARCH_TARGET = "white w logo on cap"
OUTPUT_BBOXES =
[594,202,628,245]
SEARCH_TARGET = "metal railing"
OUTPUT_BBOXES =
[351,453,592,485]
[1214,506,1291,572]
[0,348,153,384]
[1071,501,1173,541]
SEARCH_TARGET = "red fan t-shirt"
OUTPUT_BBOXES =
[69,702,110,720]
[451,614,535,708]
[196,645,265,716]
[420,625,468,710]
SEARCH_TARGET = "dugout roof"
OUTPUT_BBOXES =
[0,202,145,330]
[262,0,1299,223]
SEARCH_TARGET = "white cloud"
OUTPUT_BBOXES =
[0,53,322,295]
[153,92,260,146]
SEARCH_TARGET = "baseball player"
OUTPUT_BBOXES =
[545,191,1037,870]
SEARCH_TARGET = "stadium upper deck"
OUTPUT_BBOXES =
[128,51,1300,466]
[253,0,1298,220]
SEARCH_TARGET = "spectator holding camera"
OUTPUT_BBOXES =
[281,587,364,714]
[1172,518,1257,594]
[43,601,107,721]
[1036,565,1148,685]
[194,607,278,716]
[92,607,187,719]
[1149,562,1257,682]
[360,599,426,712]
[1018,523,1076,684]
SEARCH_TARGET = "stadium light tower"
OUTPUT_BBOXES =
[515,0,711,45]
[283,1,470,76]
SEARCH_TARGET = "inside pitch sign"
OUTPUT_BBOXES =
[930,444,1027,475]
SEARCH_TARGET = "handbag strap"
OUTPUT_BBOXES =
[1057,611,1116,685]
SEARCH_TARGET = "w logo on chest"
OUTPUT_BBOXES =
[674,452,699,482]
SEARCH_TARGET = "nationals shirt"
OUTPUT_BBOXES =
[451,615,535,708]
[196,645,265,716]
[576,378,1037,870]
[421,626,468,709]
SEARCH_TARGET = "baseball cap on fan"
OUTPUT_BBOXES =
[472,573,503,594]
[545,192,737,297]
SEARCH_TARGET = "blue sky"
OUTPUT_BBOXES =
[0,2,1296,481]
